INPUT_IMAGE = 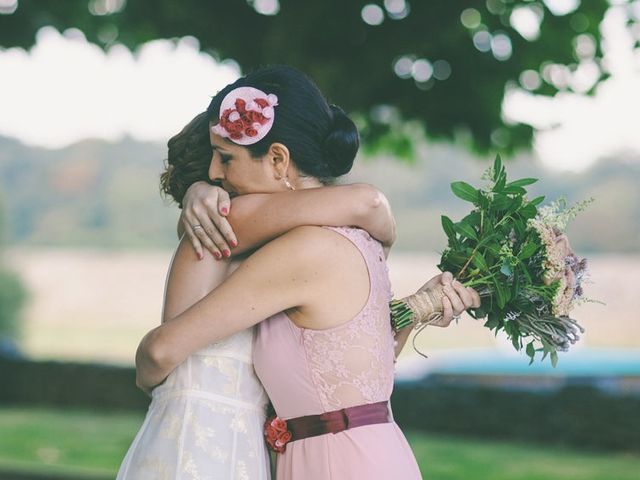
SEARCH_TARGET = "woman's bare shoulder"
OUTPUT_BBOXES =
[269,226,366,277]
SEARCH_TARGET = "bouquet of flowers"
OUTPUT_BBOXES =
[391,155,592,366]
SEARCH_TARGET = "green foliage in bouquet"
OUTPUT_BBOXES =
[438,155,589,366]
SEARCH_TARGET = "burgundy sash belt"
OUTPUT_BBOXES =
[264,401,391,452]
[288,400,391,441]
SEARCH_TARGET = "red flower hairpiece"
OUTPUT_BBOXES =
[211,86,279,145]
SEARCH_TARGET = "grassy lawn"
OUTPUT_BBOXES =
[0,407,142,478]
[0,407,638,479]
[407,433,640,480]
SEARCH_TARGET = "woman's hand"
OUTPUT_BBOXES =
[393,271,481,358]
[180,181,237,260]
[417,271,481,328]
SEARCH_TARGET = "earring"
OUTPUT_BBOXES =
[283,177,296,191]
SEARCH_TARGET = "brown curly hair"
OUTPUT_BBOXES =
[160,111,213,208]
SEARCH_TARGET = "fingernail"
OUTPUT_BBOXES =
[230,240,237,248]
[198,252,203,260]
[213,252,221,260]
[221,207,228,215]
[223,249,230,258]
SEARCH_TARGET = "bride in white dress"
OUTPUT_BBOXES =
[117,248,270,480]
[116,112,397,479]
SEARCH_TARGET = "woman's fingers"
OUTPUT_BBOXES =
[217,189,231,217]
[180,183,237,258]
[443,283,465,316]
[195,208,229,258]
[184,210,222,260]
[452,280,474,309]
[200,191,236,252]
[213,192,237,248]
[195,226,223,259]
[440,271,482,314]
[215,218,237,250]
[440,271,454,286]
[468,287,481,308]
[182,223,204,260]
[439,296,454,327]
[416,273,442,294]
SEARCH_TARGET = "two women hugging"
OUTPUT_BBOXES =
[117,65,478,480]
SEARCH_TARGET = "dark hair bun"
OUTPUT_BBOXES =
[323,105,359,177]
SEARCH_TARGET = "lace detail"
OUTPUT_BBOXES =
[117,328,270,479]
[301,227,395,411]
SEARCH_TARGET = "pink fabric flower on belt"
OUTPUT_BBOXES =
[211,86,279,145]
[264,415,292,453]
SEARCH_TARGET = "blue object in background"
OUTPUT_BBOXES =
[395,348,640,396]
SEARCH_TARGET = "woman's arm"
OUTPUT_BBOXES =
[161,236,232,323]
[180,182,395,258]
[136,237,232,394]
[227,184,395,255]
[136,226,327,391]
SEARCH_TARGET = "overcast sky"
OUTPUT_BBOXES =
[0,2,639,171]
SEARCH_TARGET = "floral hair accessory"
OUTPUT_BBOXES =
[211,86,279,145]
[264,415,292,453]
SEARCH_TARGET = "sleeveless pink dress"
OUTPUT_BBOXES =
[254,227,422,479]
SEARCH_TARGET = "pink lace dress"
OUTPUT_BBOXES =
[253,227,421,480]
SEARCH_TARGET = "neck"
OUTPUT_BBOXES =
[295,176,324,190]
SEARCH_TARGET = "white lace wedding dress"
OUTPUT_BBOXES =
[116,327,271,480]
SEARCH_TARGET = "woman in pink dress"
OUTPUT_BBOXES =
[136,65,479,479]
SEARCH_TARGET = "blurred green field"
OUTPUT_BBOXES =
[0,407,638,479]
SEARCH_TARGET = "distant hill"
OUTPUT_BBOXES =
[0,135,176,249]
[0,135,638,252]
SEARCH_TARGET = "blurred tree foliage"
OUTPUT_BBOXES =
[0,0,615,154]
[0,195,27,339]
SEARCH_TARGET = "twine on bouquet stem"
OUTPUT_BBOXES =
[391,285,445,359]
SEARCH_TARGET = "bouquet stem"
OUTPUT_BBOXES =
[391,285,444,331]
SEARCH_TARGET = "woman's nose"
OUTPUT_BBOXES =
[208,153,224,182]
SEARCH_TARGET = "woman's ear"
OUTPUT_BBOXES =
[268,142,291,180]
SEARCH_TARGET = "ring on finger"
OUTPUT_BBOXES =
[192,224,203,230]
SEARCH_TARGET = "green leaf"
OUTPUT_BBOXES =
[507,195,523,214]
[507,178,538,188]
[451,181,480,203]
[494,281,507,309]
[476,233,500,249]
[503,185,526,195]
[462,211,482,227]
[500,261,512,276]
[455,222,478,240]
[520,203,538,219]
[529,195,545,207]
[526,342,535,364]
[441,215,457,242]
[485,242,502,256]
[493,155,502,181]
[510,332,521,351]
[491,194,512,211]
[518,242,538,260]
[550,350,559,368]
[484,314,500,330]
[472,252,489,272]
